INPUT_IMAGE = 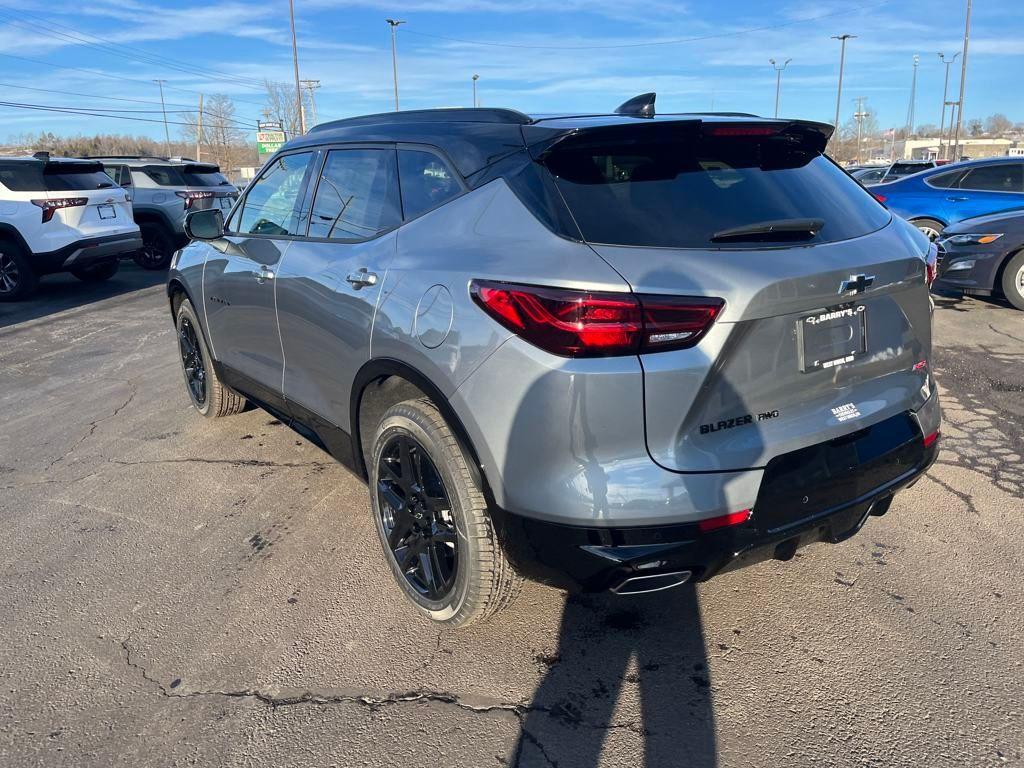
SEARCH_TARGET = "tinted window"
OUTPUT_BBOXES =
[545,135,890,248]
[958,163,1023,192]
[0,162,115,191]
[236,152,313,236]
[307,149,400,240]
[925,169,963,189]
[140,166,185,186]
[399,150,461,219]
[889,162,934,176]
[182,165,231,187]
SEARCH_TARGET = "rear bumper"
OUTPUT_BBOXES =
[34,232,144,273]
[491,410,939,593]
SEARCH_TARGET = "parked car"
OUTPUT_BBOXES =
[0,153,142,301]
[86,156,238,270]
[934,207,1024,310]
[851,166,888,184]
[880,160,936,183]
[168,96,940,626]
[871,157,1024,240]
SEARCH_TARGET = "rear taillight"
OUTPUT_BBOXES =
[703,124,780,137]
[923,430,940,448]
[925,242,938,287]
[470,280,723,358]
[176,191,215,210]
[697,509,752,533]
[872,193,887,204]
[31,197,87,223]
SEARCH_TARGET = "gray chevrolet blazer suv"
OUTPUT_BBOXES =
[167,95,941,626]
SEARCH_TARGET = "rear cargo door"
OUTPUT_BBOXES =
[539,120,935,472]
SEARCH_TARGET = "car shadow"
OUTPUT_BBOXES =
[0,261,166,329]
[512,587,717,767]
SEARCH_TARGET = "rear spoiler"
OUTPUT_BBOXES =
[526,118,835,161]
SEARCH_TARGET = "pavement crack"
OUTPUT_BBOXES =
[45,381,137,470]
[988,323,1024,345]
[108,457,331,469]
[926,474,981,516]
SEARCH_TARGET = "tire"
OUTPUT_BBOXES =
[1000,250,1024,311]
[369,398,523,627]
[71,260,120,282]
[174,299,246,418]
[912,218,945,241]
[134,223,175,270]
[0,239,38,302]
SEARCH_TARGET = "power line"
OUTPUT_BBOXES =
[0,50,269,111]
[0,99,217,127]
[0,8,269,91]
[401,1,891,50]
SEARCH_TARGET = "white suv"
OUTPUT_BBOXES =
[0,153,142,301]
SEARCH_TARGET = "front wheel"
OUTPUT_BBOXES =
[369,398,523,627]
[71,260,119,282]
[175,299,246,417]
[1000,251,1024,311]
[912,218,944,242]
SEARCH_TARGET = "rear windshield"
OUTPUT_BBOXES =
[140,164,231,187]
[543,134,891,248]
[0,162,116,192]
[889,162,933,176]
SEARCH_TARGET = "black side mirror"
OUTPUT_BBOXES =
[185,208,225,241]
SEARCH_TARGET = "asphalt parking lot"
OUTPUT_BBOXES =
[1,266,1022,768]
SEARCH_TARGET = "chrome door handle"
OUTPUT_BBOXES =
[946,196,969,202]
[345,268,378,289]
[255,265,275,283]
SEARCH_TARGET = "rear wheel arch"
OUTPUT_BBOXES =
[0,224,31,254]
[351,359,485,491]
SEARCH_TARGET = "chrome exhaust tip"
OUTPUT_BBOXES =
[610,570,692,595]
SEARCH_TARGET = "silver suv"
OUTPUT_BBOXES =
[168,96,941,626]
[88,156,237,270]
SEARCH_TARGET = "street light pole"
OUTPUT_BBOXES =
[831,35,855,150]
[951,0,972,161]
[769,58,792,119]
[905,54,920,137]
[153,80,170,155]
[937,51,960,160]
[386,19,406,111]
[472,74,479,108]
[289,0,305,135]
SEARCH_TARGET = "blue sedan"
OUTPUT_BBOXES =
[870,157,1024,240]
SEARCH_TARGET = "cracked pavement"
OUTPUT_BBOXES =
[1,267,1022,767]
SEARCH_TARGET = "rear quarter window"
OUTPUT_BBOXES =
[543,135,891,248]
[0,163,115,192]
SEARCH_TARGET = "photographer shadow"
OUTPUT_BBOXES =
[512,587,717,768]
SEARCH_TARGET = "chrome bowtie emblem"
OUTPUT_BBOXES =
[839,274,875,295]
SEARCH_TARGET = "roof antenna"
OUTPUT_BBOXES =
[614,92,656,118]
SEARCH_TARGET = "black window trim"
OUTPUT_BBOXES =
[953,162,1024,194]
[224,147,321,241]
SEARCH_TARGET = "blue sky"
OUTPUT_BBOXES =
[1,0,1022,142]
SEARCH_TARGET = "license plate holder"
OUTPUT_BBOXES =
[97,204,116,220]
[797,304,867,373]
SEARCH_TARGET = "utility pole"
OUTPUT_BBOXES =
[301,79,321,128]
[905,54,920,137]
[853,96,868,164]
[289,0,305,135]
[769,58,792,119]
[472,74,479,108]
[154,79,171,155]
[196,93,204,162]
[951,0,972,161]
[386,19,405,111]
[937,52,960,160]
[831,35,855,152]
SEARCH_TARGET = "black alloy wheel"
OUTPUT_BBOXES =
[178,317,207,407]
[376,433,458,600]
[0,250,20,295]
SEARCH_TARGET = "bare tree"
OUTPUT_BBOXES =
[967,118,984,137]
[914,123,940,137]
[262,79,303,138]
[180,94,255,168]
[984,113,1012,136]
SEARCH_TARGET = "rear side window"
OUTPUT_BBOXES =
[543,134,890,248]
[925,169,963,189]
[957,163,1023,192]
[181,165,231,187]
[235,152,314,236]
[889,162,933,176]
[399,150,461,219]
[0,162,115,191]
[308,149,401,240]
[140,166,185,186]
[103,165,132,187]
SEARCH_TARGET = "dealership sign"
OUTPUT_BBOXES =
[257,130,286,157]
